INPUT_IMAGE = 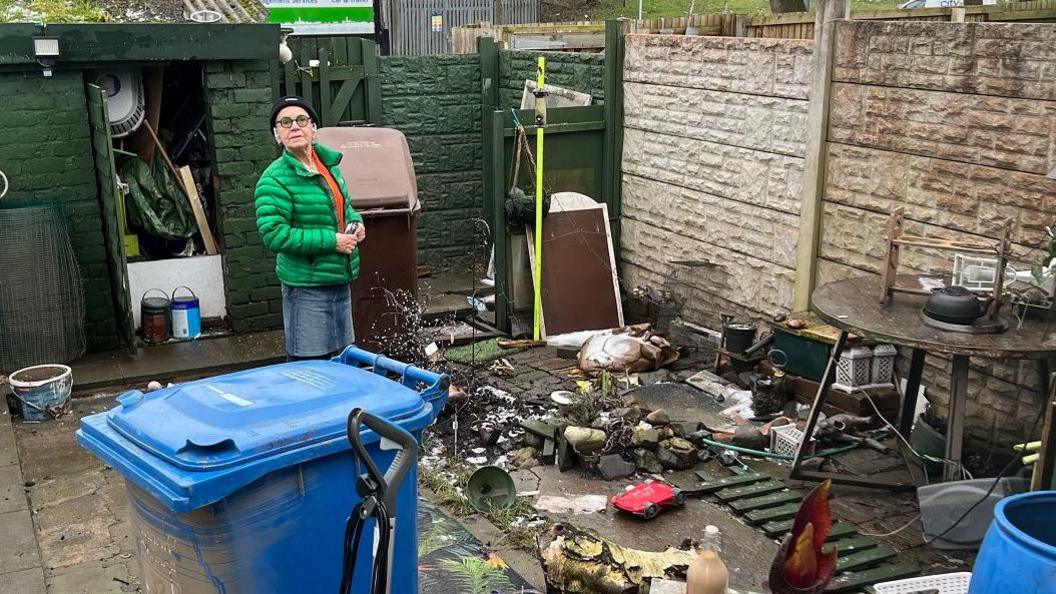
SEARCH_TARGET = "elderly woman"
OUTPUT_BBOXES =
[255,96,366,359]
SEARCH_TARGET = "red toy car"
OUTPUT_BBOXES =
[611,480,686,519]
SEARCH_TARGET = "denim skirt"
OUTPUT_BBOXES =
[281,284,355,357]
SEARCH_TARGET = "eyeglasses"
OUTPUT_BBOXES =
[277,115,312,129]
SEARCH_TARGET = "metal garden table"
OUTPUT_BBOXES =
[790,275,1056,491]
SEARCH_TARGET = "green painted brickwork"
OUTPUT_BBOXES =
[498,50,606,110]
[379,54,484,271]
[204,60,284,334]
[0,70,119,352]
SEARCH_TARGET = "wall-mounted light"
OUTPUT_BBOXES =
[32,36,60,78]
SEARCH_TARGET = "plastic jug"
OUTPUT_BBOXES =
[687,525,728,594]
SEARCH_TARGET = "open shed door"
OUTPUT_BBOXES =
[86,83,136,353]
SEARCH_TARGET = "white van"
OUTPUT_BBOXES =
[898,0,997,8]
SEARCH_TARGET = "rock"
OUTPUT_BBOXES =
[564,426,607,455]
[623,397,653,414]
[732,425,768,450]
[611,407,642,424]
[657,438,698,470]
[646,409,671,426]
[671,421,703,438]
[512,447,539,469]
[634,449,664,474]
[632,428,660,450]
[592,416,612,430]
[479,426,500,447]
[521,419,557,440]
[524,432,544,449]
[638,369,675,385]
[556,434,575,472]
[598,454,637,481]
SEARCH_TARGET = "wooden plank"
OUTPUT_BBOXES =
[319,48,333,126]
[745,502,800,524]
[833,536,879,556]
[824,562,919,593]
[728,489,804,512]
[178,166,218,255]
[715,480,787,502]
[283,59,297,99]
[694,471,769,492]
[362,38,382,126]
[300,38,315,110]
[764,520,857,540]
[835,545,896,573]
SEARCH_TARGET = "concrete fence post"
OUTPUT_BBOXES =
[791,0,849,311]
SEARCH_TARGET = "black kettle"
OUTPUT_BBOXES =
[924,286,984,325]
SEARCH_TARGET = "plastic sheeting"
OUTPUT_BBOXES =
[119,154,195,239]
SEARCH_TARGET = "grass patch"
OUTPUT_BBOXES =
[591,0,902,19]
[0,0,108,22]
[443,337,527,365]
[420,458,552,553]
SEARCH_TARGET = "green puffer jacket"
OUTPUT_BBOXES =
[254,143,363,287]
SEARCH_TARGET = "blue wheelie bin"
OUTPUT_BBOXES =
[76,347,448,593]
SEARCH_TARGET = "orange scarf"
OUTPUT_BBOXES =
[313,151,345,231]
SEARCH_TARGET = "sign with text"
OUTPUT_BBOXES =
[263,0,375,35]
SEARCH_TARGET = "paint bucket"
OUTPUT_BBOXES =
[141,289,171,344]
[8,364,73,422]
[968,491,1056,593]
[170,286,201,341]
[723,321,757,354]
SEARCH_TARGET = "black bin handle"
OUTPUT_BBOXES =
[347,408,418,511]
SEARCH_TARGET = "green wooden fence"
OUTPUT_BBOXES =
[272,36,382,127]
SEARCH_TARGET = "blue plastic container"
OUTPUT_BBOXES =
[76,347,448,594]
[9,364,73,422]
[968,491,1056,594]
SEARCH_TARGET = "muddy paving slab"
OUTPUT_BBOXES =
[528,463,779,592]
[14,393,136,593]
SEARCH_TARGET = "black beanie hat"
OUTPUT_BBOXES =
[270,96,320,130]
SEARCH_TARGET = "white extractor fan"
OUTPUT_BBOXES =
[93,68,146,138]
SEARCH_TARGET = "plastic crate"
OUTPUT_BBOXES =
[770,423,808,457]
[872,572,971,594]
[770,326,831,381]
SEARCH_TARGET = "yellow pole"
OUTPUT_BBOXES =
[533,56,546,341]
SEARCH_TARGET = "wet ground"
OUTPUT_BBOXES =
[9,340,976,593]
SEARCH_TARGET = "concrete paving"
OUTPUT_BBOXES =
[0,408,46,593]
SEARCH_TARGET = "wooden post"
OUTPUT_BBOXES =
[791,0,849,311]
[362,38,383,126]
[603,19,631,269]
[950,7,966,21]
[479,36,499,115]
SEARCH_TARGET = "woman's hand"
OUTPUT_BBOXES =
[336,233,358,254]
[354,223,366,243]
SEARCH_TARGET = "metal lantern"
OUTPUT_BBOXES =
[834,346,873,392]
[871,344,898,387]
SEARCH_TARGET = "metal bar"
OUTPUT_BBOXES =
[790,329,848,476]
[898,349,926,437]
[501,121,607,136]
[945,355,971,482]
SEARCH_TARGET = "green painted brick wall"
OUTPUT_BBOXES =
[379,54,484,271]
[0,70,118,352]
[204,59,283,334]
[498,50,606,110]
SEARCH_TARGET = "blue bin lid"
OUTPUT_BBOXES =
[77,360,437,511]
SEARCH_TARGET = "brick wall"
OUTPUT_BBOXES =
[498,50,605,109]
[620,35,813,327]
[0,70,117,352]
[205,59,283,333]
[818,21,1056,444]
[379,54,484,270]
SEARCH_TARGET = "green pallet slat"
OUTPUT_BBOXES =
[835,545,896,573]
[729,490,804,512]
[833,536,880,557]
[695,471,769,493]
[824,562,920,593]
[745,502,800,524]
[764,521,858,540]
[715,480,787,502]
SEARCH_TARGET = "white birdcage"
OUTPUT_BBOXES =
[871,344,897,387]
[833,346,873,393]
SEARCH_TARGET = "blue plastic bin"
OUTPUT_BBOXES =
[76,347,448,594]
[968,491,1056,594]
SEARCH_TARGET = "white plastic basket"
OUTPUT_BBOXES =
[770,424,807,457]
[872,572,972,594]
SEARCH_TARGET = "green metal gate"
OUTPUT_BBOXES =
[86,83,136,353]
[274,36,382,126]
